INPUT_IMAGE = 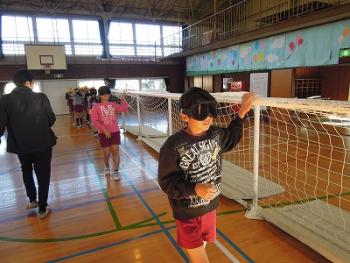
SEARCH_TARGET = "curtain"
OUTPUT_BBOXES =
[98,18,110,59]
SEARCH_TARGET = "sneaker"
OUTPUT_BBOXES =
[39,207,51,219]
[112,170,120,181]
[104,168,110,176]
[26,200,38,209]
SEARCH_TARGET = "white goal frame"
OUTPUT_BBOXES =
[113,90,350,262]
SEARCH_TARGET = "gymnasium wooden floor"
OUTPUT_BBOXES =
[0,115,331,263]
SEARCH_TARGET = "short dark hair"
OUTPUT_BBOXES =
[179,87,216,109]
[98,86,111,96]
[13,69,33,87]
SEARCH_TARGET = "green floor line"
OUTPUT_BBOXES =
[124,212,167,228]
[217,208,246,216]
[0,212,167,243]
[86,151,121,229]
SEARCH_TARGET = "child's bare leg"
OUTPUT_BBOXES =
[111,144,120,170]
[186,245,209,263]
[102,147,111,169]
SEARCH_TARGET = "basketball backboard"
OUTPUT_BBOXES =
[25,44,67,72]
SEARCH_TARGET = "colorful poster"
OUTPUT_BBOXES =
[304,24,332,66]
[266,35,286,69]
[226,45,239,71]
[284,30,306,67]
[238,43,252,70]
[331,19,350,64]
[251,39,267,70]
[186,19,350,76]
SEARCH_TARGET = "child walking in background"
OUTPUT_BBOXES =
[87,88,98,135]
[71,88,85,128]
[91,86,128,180]
[158,87,255,263]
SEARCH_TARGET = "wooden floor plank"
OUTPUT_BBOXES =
[0,115,331,262]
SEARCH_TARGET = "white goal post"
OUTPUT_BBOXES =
[113,90,350,262]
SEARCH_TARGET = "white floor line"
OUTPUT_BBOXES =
[56,132,93,138]
[119,145,161,189]
[121,145,243,262]
[0,166,139,194]
[214,240,241,263]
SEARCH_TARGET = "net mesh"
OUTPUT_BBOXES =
[113,90,350,260]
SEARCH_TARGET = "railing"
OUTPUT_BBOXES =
[162,0,350,51]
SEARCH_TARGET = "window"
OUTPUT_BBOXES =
[1,15,34,55]
[135,24,160,44]
[135,24,161,57]
[109,46,135,56]
[74,45,103,56]
[72,20,102,56]
[2,16,34,41]
[78,80,105,89]
[109,22,133,44]
[36,18,70,42]
[141,79,166,91]
[4,82,41,94]
[109,22,135,56]
[72,20,101,43]
[162,25,182,46]
[136,46,162,57]
[115,80,140,90]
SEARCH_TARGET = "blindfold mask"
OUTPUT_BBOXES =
[181,101,218,121]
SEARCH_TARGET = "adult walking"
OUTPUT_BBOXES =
[0,69,56,219]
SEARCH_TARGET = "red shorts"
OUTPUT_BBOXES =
[98,132,121,147]
[175,209,216,249]
[73,104,84,113]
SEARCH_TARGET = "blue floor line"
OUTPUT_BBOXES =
[120,145,189,262]
[46,227,174,262]
[128,180,189,262]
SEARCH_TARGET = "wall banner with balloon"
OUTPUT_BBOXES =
[186,19,350,76]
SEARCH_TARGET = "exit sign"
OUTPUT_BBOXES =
[339,48,350,64]
[53,73,63,78]
[339,48,350,57]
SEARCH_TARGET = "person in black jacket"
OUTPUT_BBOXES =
[104,77,120,103]
[158,87,255,262]
[0,69,57,219]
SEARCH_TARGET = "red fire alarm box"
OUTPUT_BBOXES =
[230,81,243,92]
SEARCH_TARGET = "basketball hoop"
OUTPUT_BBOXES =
[43,64,51,75]
[39,55,54,75]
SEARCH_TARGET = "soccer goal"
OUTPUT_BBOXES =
[113,90,350,262]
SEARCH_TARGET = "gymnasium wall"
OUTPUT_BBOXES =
[0,61,185,93]
[41,80,77,115]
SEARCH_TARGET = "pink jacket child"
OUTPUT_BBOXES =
[91,99,128,134]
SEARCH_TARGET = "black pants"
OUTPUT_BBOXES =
[18,148,53,213]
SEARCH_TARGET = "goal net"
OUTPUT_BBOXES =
[113,90,350,261]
